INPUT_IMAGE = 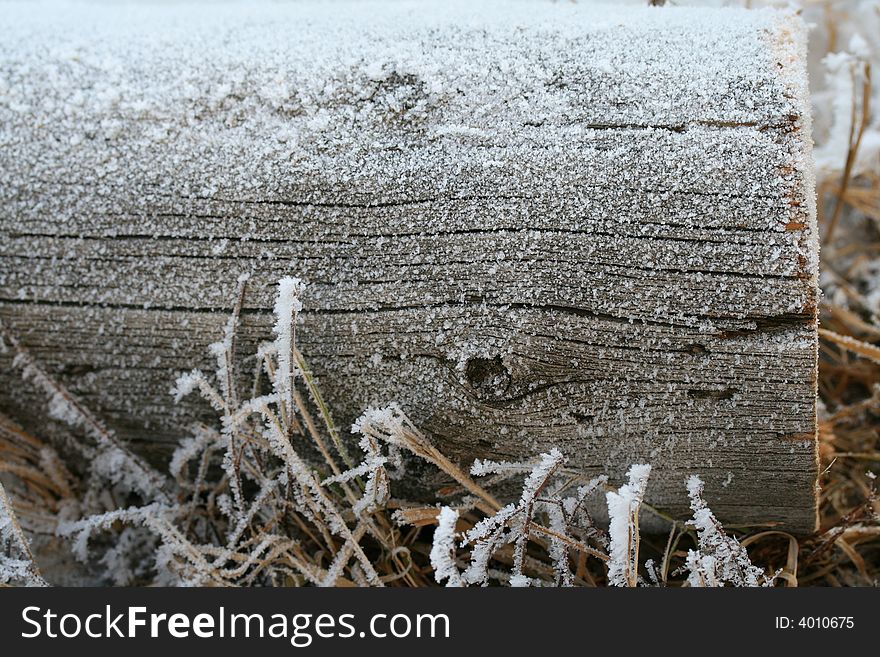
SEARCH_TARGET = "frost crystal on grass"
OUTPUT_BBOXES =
[683,476,775,588]
[6,328,168,502]
[431,448,600,587]
[606,464,652,587]
[0,481,48,587]
[272,276,305,413]
[430,506,462,587]
[171,370,205,404]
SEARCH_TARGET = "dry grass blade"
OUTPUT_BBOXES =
[1,320,168,502]
[356,408,501,514]
[823,58,871,245]
[819,328,880,365]
[740,531,799,587]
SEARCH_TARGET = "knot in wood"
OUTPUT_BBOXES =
[463,355,512,401]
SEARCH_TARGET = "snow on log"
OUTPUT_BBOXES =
[0,2,818,531]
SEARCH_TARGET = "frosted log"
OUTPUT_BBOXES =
[0,2,819,531]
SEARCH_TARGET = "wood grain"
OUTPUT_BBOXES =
[0,2,819,530]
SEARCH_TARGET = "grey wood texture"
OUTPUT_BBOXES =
[0,2,819,530]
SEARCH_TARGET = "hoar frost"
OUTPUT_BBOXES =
[605,464,651,587]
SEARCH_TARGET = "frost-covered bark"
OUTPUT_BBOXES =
[0,1,818,531]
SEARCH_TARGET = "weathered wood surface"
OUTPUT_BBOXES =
[0,2,819,530]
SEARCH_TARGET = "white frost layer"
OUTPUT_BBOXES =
[0,0,810,128]
[0,0,817,314]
